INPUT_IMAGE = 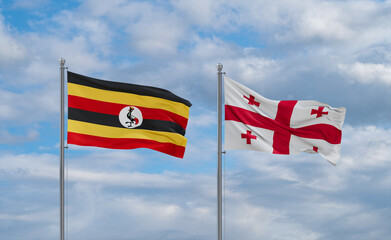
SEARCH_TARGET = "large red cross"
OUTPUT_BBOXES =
[311,106,328,118]
[243,94,260,107]
[241,130,257,144]
[225,102,342,154]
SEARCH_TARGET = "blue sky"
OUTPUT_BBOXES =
[1,0,391,239]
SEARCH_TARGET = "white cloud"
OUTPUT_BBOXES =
[223,56,282,85]
[0,129,39,144]
[52,10,113,56]
[0,87,58,124]
[0,151,204,189]
[224,197,324,240]
[0,209,58,240]
[341,125,391,167]
[172,0,240,31]
[339,62,391,85]
[173,0,216,26]
[69,170,188,188]
[293,2,353,42]
[188,110,216,127]
[0,209,56,223]
[0,15,25,65]
[0,153,58,179]
[125,6,187,56]
[73,0,189,56]
[180,0,390,50]
[129,22,186,56]
[24,34,110,81]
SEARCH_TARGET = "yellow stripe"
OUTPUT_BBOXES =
[68,119,187,147]
[68,82,190,118]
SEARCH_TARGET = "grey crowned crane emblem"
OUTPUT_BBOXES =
[119,106,143,129]
[126,106,139,127]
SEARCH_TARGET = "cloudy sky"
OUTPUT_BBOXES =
[1,0,391,239]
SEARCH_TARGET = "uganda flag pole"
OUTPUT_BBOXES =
[67,71,192,158]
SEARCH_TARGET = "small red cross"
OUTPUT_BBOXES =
[311,106,328,118]
[243,94,260,107]
[313,146,318,152]
[241,130,257,144]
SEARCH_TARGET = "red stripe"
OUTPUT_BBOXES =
[67,132,186,158]
[291,124,342,144]
[274,101,297,125]
[273,101,297,154]
[68,95,189,129]
[225,105,342,144]
[225,105,278,131]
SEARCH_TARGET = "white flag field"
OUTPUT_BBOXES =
[224,77,346,165]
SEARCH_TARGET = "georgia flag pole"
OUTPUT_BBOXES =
[216,63,224,240]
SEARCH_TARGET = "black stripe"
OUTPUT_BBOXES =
[68,108,186,136]
[67,71,192,107]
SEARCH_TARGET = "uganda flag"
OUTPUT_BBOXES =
[67,72,192,158]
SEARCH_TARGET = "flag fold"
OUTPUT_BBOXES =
[224,76,346,164]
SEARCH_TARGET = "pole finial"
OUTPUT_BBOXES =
[217,63,223,72]
[59,58,66,66]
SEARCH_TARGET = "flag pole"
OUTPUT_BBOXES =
[59,58,66,240]
[217,63,223,240]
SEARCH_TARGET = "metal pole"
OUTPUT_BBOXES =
[217,63,223,240]
[59,58,66,240]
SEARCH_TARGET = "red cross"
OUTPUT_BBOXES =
[311,106,328,118]
[241,130,257,144]
[271,101,297,154]
[243,94,260,107]
[225,102,342,155]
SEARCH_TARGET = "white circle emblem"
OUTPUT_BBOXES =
[119,106,143,128]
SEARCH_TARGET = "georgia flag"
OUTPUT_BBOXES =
[224,77,346,165]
